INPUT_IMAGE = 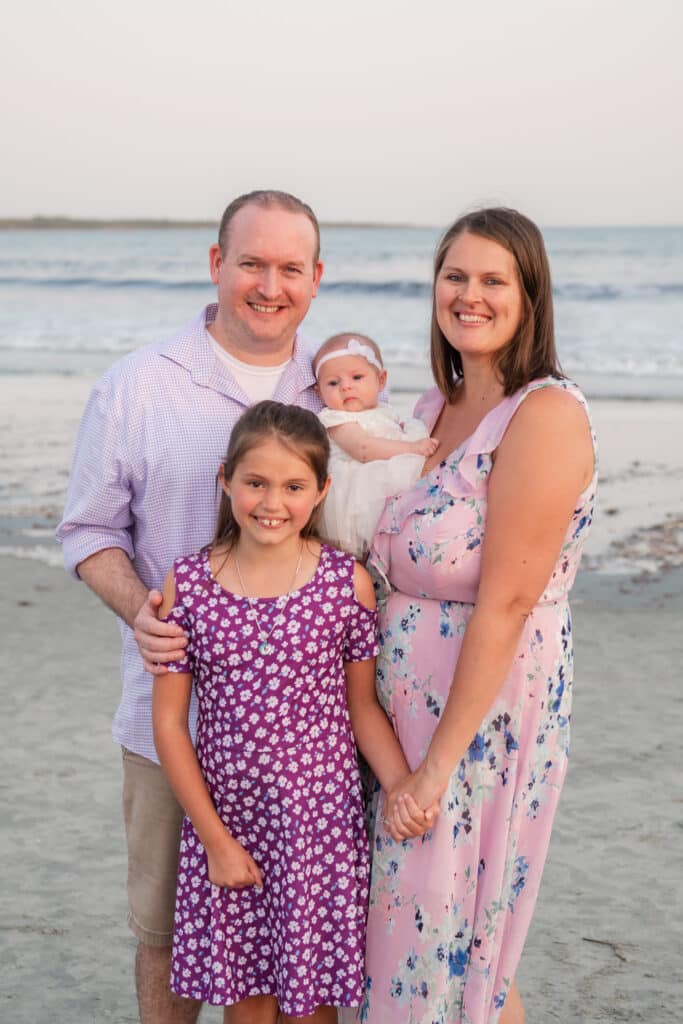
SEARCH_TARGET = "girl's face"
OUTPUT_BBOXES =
[220,437,330,549]
[316,354,387,412]
[435,231,524,362]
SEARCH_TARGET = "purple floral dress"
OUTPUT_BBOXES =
[163,544,378,1014]
[356,378,598,1024]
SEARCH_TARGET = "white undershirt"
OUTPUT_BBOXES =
[210,339,291,403]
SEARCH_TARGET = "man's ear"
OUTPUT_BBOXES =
[209,244,222,286]
[311,260,324,297]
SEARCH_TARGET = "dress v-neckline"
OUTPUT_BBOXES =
[419,390,509,480]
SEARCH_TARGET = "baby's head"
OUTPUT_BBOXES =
[313,333,387,413]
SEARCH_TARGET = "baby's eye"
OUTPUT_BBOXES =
[326,379,339,387]
[352,374,365,381]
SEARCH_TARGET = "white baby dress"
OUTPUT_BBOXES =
[319,404,428,561]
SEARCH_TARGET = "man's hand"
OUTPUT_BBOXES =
[133,590,187,674]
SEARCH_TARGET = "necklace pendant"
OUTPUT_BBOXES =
[258,639,272,656]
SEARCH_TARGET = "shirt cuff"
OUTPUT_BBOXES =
[58,526,135,579]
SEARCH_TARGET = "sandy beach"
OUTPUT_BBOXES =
[1,383,682,1022]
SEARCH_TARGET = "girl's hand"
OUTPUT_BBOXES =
[384,761,448,840]
[206,834,264,890]
[411,437,440,458]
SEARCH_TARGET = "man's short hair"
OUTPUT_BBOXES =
[218,190,321,265]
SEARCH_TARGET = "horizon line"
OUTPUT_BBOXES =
[0,215,681,231]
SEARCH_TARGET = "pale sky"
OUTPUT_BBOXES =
[3,0,682,226]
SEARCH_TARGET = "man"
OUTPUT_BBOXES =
[57,190,324,1023]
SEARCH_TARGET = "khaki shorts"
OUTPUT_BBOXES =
[121,747,185,946]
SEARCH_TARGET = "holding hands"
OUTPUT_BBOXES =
[382,760,448,842]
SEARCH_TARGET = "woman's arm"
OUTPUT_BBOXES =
[152,569,263,889]
[386,388,594,827]
[329,421,438,463]
[346,564,439,838]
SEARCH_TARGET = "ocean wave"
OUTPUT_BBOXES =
[0,275,212,290]
[2,273,683,302]
[321,279,431,297]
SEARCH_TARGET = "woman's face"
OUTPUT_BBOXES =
[435,231,524,362]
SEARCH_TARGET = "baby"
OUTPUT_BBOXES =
[315,332,438,560]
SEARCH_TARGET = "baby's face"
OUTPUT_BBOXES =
[316,354,385,412]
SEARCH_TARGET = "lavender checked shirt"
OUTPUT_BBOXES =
[57,304,322,762]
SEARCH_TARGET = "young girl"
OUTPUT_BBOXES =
[314,333,439,560]
[152,401,434,1024]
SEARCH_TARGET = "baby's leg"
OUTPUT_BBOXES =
[223,994,279,1024]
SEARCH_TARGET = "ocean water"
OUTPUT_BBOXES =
[1,224,683,382]
[1,223,682,556]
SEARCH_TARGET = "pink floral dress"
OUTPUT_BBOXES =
[358,378,597,1024]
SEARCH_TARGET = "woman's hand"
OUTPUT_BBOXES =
[206,834,264,890]
[383,761,447,841]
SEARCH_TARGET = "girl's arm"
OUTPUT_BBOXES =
[386,388,595,832]
[345,563,439,838]
[152,569,263,889]
[329,421,438,463]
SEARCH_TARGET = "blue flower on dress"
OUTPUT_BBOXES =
[468,732,486,762]
[448,946,468,977]
[508,856,530,909]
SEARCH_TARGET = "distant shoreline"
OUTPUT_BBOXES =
[0,216,426,231]
[1,217,680,231]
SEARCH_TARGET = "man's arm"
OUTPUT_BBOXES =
[77,547,149,627]
[58,371,186,672]
[77,548,187,671]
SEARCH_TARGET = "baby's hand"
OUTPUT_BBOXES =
[411,437,440,458]
[206,834,264,890]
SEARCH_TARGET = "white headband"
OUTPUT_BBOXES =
[315,337,383,378]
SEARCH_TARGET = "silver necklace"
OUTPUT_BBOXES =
[234,544,304,655]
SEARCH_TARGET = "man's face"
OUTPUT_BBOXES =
[209,203,323,362]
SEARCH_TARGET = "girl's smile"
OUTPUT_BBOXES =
[220,437,330,550]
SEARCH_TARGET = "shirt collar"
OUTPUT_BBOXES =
[158,304,316,402]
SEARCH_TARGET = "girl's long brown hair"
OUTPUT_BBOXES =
[213,401,330,551]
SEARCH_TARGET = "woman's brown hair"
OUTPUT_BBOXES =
[213,401,330,550]
[430,207,563,400]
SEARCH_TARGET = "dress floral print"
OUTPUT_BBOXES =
[357,378,597,1024]
[163,545,378,1015]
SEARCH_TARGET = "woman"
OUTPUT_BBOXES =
[360,209,597,1023]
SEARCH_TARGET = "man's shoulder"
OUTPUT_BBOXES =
[94,309,208,395]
